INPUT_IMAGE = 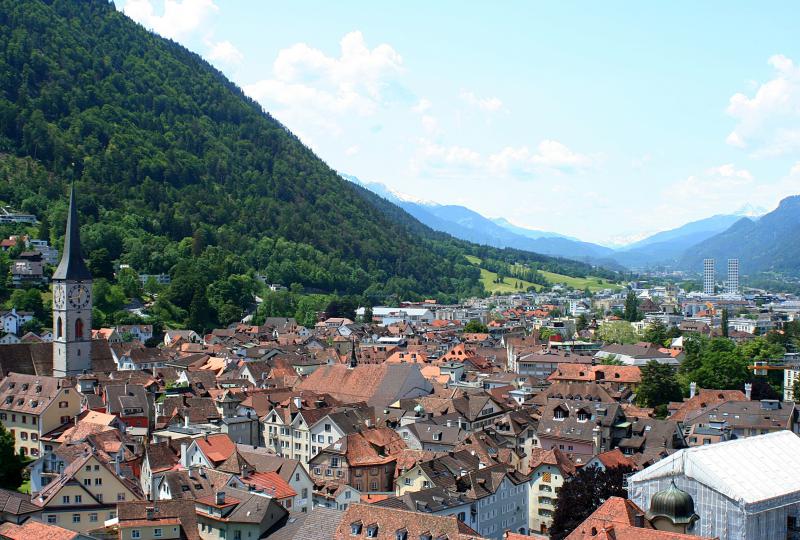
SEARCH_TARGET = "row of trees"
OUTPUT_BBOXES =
[633,334,787,416]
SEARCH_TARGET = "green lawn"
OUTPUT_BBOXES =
[464,255,620,293]
[478,267,542,294]
[538,271,621,292]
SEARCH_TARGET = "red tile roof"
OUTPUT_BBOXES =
[668,389,747,422]
[0,519,78,540]
[194,433,236,465]
[564,496,712,540]
[244,471,297,500]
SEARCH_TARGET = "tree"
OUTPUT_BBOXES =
[143,275,162,297]
[597,321,638,345]
[464,320,489,333]
[0,423,25,489]
[361,305,373,324]
[642,319,667,346]
[9,288,46,320]
[187,286,214,333]
[117,267,143,300]
[88,248,114,280]
[793,378,800,402]
[721,308,729,338]
[623,291,641,322]
[538,327,557,341]
[681,337,751,391]
[549,464,633,540]
[576,313,588,333]
[600,355,624,366]
[636,360,683,414]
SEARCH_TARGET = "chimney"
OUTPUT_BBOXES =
[241,465,250,479]
[146,506,155,521]
[216,491,226,505]
[184,415,190,428]
[744,383,752,401]
[592,425,602,454]
[689,382,697,399]
[180,442,188,468]
[446,419,453,428]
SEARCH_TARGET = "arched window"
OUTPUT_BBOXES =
[57,317,63,339]
[75,319,84,340]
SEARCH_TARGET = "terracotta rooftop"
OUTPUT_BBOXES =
[0,520,78,540]
[244,471,297,500]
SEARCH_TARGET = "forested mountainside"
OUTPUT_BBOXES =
[0,0,613,331]
[680,195,800,276]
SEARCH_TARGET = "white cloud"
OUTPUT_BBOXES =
[345,145,360,156]
[421,115,439,134]
[208,40,243,64]
[488,140,594,175]
[726,54,800,156]
[123,0,218,41]
[460,90,503,112]
[705,163,754,181]
[657,164,757,223]
[531,140,593,168]
[791,161,800,176]
[417,139,482,167]
[413,138,593,181]
[245,31,404,118]
[412,98,432,114]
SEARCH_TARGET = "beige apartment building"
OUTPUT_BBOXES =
[33,452,142,532]
[0,373,81,457]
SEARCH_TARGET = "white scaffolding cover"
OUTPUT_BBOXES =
[629,430,800,510]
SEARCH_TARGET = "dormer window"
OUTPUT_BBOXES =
[420,534,432,540]
[577,411,590,422]
[21,384,28,391]
[366,525,379,538]
[396,529,408,540]
[350,522,363,535]
[554,407,568,420]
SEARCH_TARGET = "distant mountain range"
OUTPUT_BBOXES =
[344,175,798,277]
[611,210,763,268]
[679,196,800,275]
[343,175,620,266]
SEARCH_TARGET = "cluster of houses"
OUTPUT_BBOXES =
[0,300,798,540]
[0,189,799,540]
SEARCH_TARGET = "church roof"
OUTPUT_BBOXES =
[52,184,92,281]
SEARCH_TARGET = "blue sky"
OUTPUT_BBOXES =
[119,1,800,245]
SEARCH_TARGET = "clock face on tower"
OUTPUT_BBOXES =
[53,284,66,309]
[67,284,91,309]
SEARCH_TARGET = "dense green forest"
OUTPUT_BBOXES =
[0,0,616,332]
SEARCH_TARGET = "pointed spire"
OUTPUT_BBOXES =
[349,337,358,369]
[53,183,92,281]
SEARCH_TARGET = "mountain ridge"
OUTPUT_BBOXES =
[344,174,619,265]
[679,195,800,276]
[0,0,614,332]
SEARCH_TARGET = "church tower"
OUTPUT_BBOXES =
[52,185,93,377]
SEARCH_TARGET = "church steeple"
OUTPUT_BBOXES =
[53,183,92,281]
[52,184,93,378]
[349,337,358,369]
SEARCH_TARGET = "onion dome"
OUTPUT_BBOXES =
[646,480,699,527]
